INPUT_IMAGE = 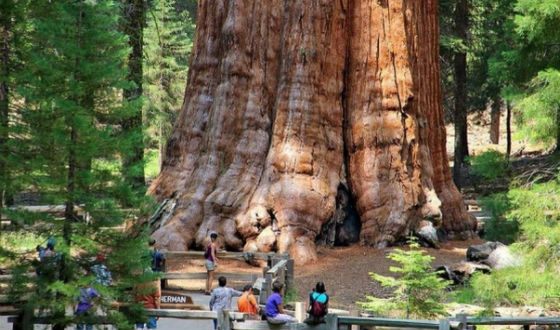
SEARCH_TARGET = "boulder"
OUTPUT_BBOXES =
[415,220,440,248]
[466,241,502,261]
[485,245,521,269]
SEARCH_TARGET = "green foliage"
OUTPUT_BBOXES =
[469,150,509,181]
[469,176,560,310]
[0,1,157,328]
[516,69,560,146]
[144,0,194,172]
[284,286,299,305]
[493,0,560,148]
[480,193,519,243]
[439,0,516,117]
[359,240,449,319]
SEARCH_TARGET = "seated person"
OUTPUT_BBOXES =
[237,284,260,319]
[304,282,329,324]
[265,281,296,324]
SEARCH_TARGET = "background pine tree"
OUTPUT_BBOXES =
[2,1,154,328]
[144,0,195,176]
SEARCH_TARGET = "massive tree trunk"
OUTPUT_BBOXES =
[149,0,476,264]
[452,0,469,186]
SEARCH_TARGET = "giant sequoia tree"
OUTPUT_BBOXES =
[149,0,476,264]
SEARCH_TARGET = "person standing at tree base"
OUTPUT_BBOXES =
[204,232,219,295]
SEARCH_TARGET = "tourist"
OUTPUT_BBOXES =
[209,276,242,330]
[75,283,100,330]
[204,232,219,295]
[148,239,167,289]
[91,253,112,287]
[304,281,329,324]
[237,284,260,318]
[265,281,296,323]
[134,275,161,330]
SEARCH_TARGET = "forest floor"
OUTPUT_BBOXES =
[166,110,544,309]
[167,238,484,309]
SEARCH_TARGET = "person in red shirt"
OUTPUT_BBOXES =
[135,278,161,329]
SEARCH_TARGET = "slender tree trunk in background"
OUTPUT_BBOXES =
[556,106,560,153]
[452,0,469,186]
[122,0,146,191]
[0,1,12,215]
[149,0,475,264]
[506,100,512,160]
[490,96,501,145]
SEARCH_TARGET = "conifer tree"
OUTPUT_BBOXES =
[144,0,194,170]
[121,0,147,192]
[0,0,13,216]
[6,1,152,328]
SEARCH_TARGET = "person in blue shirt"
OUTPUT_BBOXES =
[75,285,100,330]
[305,282,329,324]
[149,239,167,289]
[265,281,296,323]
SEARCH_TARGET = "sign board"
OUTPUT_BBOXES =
[160,290,194,305]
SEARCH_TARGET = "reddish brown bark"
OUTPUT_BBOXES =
[149,0,475,264]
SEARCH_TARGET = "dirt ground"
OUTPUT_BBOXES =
[167,238,484,309]
[293,239,484,309]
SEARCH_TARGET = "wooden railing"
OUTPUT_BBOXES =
[6,306,560,330]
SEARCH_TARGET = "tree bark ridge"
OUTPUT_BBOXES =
[149,0,476,264]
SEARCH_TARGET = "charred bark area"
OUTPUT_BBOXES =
[316,184,360,247]
[149,0,476,264]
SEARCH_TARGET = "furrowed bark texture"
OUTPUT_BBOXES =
[416,0,476,237]
[149,0,475,264]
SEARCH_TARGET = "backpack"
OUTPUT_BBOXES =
[309,293,327,317]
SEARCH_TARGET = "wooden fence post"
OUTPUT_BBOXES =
[439,319,450,330]
[295,302,305,323]
[326,314,338,330]
[456,314,468,330]
[286,259,294,287]
[217,309,232,330]
[350,309,361,330]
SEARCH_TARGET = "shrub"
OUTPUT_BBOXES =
[469,150,509,181]
[359,240,449,319]
[468,176,560,309]
[480,193,519,243]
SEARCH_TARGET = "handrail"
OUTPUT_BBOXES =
[145,308,246,321]
[466,316,560,325]
[166,250,284,261]
[267,259,287,275]
[338,316,442,329]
